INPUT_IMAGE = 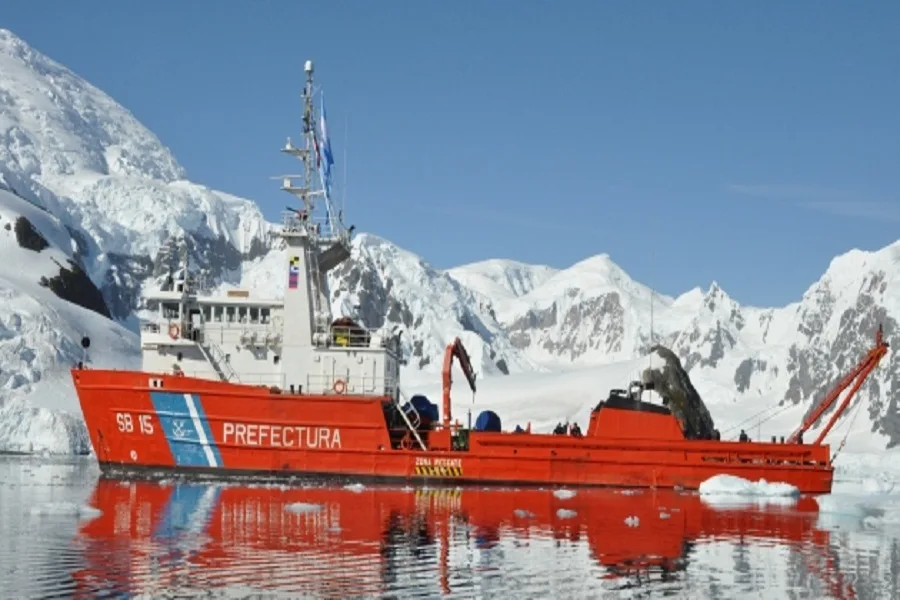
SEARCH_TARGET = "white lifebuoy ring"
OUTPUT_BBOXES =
[333,379,346,394]
[168,323,180,340]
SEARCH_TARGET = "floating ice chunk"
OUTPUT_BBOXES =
[553,489,576,500]
[285,502,322,514]
[699,474,800,498]
[30,502,101,519]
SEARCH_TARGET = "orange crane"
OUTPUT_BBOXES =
[442,337,477,429]
[788,324,889,445]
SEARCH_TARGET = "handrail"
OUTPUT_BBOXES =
[204,341,239,383]
[303,373,398,396]
[396,388,427,451]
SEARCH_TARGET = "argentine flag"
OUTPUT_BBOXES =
[319,94,335,187]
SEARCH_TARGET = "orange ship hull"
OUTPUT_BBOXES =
[72,368,834,493]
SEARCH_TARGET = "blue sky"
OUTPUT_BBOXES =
[4,2,900,306]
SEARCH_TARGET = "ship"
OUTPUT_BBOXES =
[71,60,889,495]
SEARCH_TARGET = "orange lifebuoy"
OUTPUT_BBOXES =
[333,379,346,394]
[168,323,180,340]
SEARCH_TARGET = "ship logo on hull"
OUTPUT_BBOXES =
[150,392,223,469]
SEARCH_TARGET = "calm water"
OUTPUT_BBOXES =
[1,455,898,599]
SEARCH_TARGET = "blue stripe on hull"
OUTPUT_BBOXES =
[189,392,223,467]
[149,392,222,468]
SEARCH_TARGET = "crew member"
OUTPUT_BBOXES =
[739,429,749,443]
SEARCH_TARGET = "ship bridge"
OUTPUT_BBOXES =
[137,60,402,400]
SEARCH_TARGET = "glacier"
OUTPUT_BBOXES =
[1,25,900,467]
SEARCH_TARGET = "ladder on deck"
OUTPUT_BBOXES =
[397,389,427,451]
[200,342,239,382]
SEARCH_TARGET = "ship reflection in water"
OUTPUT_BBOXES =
[71,479,857,598]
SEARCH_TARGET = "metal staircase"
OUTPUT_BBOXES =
[199,341,239,382]
[396,389,427,450]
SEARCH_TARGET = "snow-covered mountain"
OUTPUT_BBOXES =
[1,27,899,456]
[0,187,139,453]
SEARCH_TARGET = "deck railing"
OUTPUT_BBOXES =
[302,373,398,397]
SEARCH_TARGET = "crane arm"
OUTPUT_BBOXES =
[788,324,889,444]
[442,337,477,428]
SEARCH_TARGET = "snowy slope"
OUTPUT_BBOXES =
[446,258,557,312]
[1,26,899,456]
[0,189,139,453]
[0,28,273,320]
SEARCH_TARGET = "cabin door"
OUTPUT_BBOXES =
[189,309,202,341]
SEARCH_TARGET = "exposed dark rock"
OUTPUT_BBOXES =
[64,225,91,269]
[40,258,111,318]
[101,253,153,320]
[734,358,768,393]
[677,322,736,372]
[642,345,717,439]
[14,216,49,252]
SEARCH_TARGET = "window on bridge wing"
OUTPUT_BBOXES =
[201,305,211,323]
[162,302,179,319]
[226,306,236,323]
[250,307,260,324]
[261,308,271,324]
[213,306,223,323]
[238,306,248,324]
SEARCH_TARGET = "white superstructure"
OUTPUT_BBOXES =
[138,60,402,398]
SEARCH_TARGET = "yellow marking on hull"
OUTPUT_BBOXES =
[414,488,462,498]
[414,465,463,477]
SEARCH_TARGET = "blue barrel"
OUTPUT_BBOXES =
[404,394,439,426]
[474,410,502,432]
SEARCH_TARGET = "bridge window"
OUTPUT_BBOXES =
[238,306,248,323]
[162,302,179,319]
[261,308,270,324]
[201,305,211,323]
[213,306,223,323]
[250,307,260,323]
[225,306,236,323]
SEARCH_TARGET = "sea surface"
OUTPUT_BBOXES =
[1,455,898,599]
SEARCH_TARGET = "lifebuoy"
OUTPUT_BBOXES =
[168,323,180,340]
[333,379,346,394]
